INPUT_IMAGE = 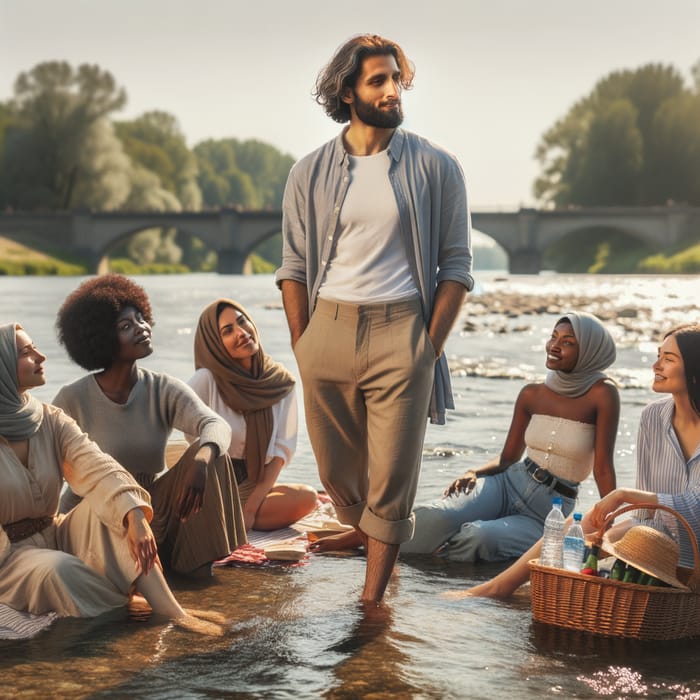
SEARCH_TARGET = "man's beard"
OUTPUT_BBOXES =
[353,92,403,129]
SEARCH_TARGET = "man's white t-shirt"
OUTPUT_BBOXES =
[319,149,417,303]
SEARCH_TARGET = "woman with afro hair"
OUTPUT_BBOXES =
[54,274,246,578]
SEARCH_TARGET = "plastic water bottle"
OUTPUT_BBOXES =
[540,497,566,568]
[562,512,586,572]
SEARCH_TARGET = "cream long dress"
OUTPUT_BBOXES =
[0,404,152,617]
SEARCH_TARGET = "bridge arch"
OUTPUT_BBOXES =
[94,224,217,274]
[536,219,667,251]
[232,225,283,274]
[471,229,508,270]
[541,224,655,273]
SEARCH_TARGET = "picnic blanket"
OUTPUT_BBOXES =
[213,497,353,568]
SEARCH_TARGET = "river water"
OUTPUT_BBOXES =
[1,272,700,699]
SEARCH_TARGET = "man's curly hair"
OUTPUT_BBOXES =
[314,34,415,123]
[56,274,154,371]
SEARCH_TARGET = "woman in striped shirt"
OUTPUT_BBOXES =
[457,322,700,598]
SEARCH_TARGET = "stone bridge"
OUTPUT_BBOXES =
[0,209,282,274]
[471,206,699,273]
[0,206,697,274]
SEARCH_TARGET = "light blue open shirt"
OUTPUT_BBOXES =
[276,128,474,425]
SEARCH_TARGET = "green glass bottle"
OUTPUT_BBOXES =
[622,564,640,584]
[580,543,600,575]
[610,558,625,581]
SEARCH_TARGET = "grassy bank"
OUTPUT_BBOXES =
[0,236,278,275]
[0,236,86,275]
[637,243,700,273]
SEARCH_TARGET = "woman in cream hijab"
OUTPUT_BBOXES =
[0,322,225,635]
[190,299,318,531]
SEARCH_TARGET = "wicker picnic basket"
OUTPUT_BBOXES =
[528,503,700,640]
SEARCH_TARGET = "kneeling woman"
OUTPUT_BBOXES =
[55,275,246,576]
[190,299,317,531]
[0,323,221,633]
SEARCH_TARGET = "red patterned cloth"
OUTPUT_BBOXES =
[213,543,308,568]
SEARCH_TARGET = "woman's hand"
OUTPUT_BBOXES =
[242,502,258,531]
[588,487,658,530]
[125,508,157,575]
[177,444,216,521]
[444,470,478,498]
[589,490,626,529]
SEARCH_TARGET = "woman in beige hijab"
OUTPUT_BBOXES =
[190,299,318,530]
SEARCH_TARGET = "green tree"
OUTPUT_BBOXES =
[0,102,12,160]
[115,111,201,209]
[0,62,128,210]
[115,111,205,268]
[534,62,700,206]
[194,138,294,209]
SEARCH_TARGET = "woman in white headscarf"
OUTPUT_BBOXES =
[0,322,225,636]
[457,323,700,598]
[312,312,619,562]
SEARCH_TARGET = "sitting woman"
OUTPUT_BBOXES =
[461,322,700,598]
[311,311,619,561]
[0,323,224,634]
[189,299,318,531]
[54,275,246,577]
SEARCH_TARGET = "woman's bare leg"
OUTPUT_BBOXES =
[136,567,227,635]
[253,484,319,531]
[444,510,633,599]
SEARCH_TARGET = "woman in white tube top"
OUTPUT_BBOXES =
[311,311,619,562]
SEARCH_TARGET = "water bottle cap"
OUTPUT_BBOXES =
[573,512,582,521]
[552,497,563,506]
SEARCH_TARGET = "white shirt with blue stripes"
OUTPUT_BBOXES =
[636,397,700,567]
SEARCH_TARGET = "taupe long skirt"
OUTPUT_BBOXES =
[149,442,247,574]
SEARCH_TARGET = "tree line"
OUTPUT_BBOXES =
[0,62,294,270]
[535,59,700,272]
[0,59,698,273]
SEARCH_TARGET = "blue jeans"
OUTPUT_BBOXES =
[400,460,577,562]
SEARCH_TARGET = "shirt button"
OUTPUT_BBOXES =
[334,206,340,214]
[327,235,333,241]
[343,176,348,183]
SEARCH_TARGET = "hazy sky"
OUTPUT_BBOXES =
[1,0,698,208]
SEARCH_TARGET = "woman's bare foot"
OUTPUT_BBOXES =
[174,609,231,636]
[442,577,526,600]
[128,593,153,621]
[307,529,364,553]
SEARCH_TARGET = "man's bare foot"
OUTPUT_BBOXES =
[307,529,364,553]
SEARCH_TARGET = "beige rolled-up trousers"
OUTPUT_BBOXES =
[294,296,436,544]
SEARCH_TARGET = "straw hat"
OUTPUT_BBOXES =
[602,525,688,590]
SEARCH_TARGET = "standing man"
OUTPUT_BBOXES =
[276,34,473,603]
